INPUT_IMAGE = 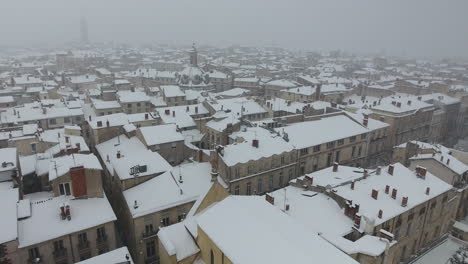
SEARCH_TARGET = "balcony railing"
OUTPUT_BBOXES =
[53,248,67,260]
[142,229,158,239]
[78,240,90,250]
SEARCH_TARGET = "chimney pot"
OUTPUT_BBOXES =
[402,196,408,207]
[391,188,397,199]
[333,162,339,172]
[388,165,394,175]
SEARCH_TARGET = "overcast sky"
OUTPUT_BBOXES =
[1,0,468,59]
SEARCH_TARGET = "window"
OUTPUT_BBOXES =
[234,167,240,177]
[442,194,448,203]
[64,117,71,123]
[358,146,362,157]
[146,241,156,258]
[288,169,294,181]
[247,164,253,174]
[127,104,131,108]
[335,151,340,163]
[210,250,215,264]
[53,240,64,252]
[28,247,40,260]
[279,175,284,187]
[137,102,141,107]
[361,133,367,139]
[406,222,412,236]
[178,213,185,222]
[269,175,274,190]
[326,141,335,149]
[419,207,426,216]
[351,146,356,157]
[326,153,333,167]
[281,156,285,165]
[234,185,240,195]
[97,227,106,240]
[171,142,176,149]
[300,148,309,156]
[257,178,263,194]
[349,136,356,143]
[313,145,321,152]
[59,183,71,196]
[31,143,37,153]
[246,182,252,195]
[161,216,170,227]
[337,139,344,145]
[78,233,88,245]
[49,118,57,125]
[145,224,154,235]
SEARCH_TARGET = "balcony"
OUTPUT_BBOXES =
[53,248,67,262]
[78,240,90,251]
[96,234,108,247]
[142,229,159,239]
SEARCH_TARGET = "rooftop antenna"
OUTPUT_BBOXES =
[283,188,287,212]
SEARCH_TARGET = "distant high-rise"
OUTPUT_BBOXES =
[80,16,89,44]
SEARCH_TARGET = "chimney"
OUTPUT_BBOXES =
[106,120,110,127]
[116,151,121,159]
[88,115,92,121]
[195,106,198,114]
[333,162,339,172]
[351,181,355,190]
[265,194,275,205]
[354,214,361,228]
[401,196,408,207]
[76,143,81,151]
[165,109,170,115]
[97,121,103,127]
[65,136,70,143]
[304,175,313,186]
[186,106,189,112]
[407,100,412,105]
[252,139,259,148]
[425,187,430,195]
[363,118,368,127]
[315,84,321,101]
[388,165,394,175]
[378,209,383,219]
[385,185,390,194]
[447,159,450,165]
[133,200,138,209]
[65,205,71,221]
[440,156,444,162]
[376,166,382,175]
[416,166,427,178]
[172,111,175,117]
[145,113,149,120]
[60,204,66,220]
[371,189,379,200]
[391,188,397,199]
[396,102,402,108]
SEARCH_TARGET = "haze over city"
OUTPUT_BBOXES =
[1,0,468,58]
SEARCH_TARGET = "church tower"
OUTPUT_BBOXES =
[189,43,198,66]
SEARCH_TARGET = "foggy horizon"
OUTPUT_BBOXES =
[1,0,468,60]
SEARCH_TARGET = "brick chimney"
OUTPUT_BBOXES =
[106,120,110,127]
[351,181,355,190]
[265,194,275,205]
[354,214,361,228]
[145,113,149,120]
[447,159,450,165]
[376,166,382,175]
[371,189,379,200]
[378,209,383,219]
[195,106,198,114]
[401,196,408,207]
[391,188,397,199]
[425,187,430,195]
[385,185,390,194]
[116,151,121,159]
[388,165,394,175]
[252,139,259,148]
[363,118,368,127]
[97,121,103,127]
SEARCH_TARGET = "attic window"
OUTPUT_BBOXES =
[59,183,71,196]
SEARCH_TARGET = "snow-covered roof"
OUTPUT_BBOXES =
[96,136,172,181]
[18,194,116,248]
[157,104,208,129]
[266,79,298,88]
[117,91,150,103]
[279,114,368,149]
[0,96,14,104]
[39,128,90,155]
[139,124,184,146]
[221,127,294,166]
[124,162,212,218]
[0,105,83,124]
[195,196,358,264]
[0,188,19,244]
[92,99,121,110]
[208,97,267,117]
[161,85,185,97]
[158,221,200,261]
[68,74,99,84]
[214,88,249,98]
[266,98,306,114]
[0,148,17,172]
[76,247,133,264]
[47,154,102,181]
[300,163,452,227]
[420,93,460,105]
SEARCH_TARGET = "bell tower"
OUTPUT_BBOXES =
[189,43,198,66]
